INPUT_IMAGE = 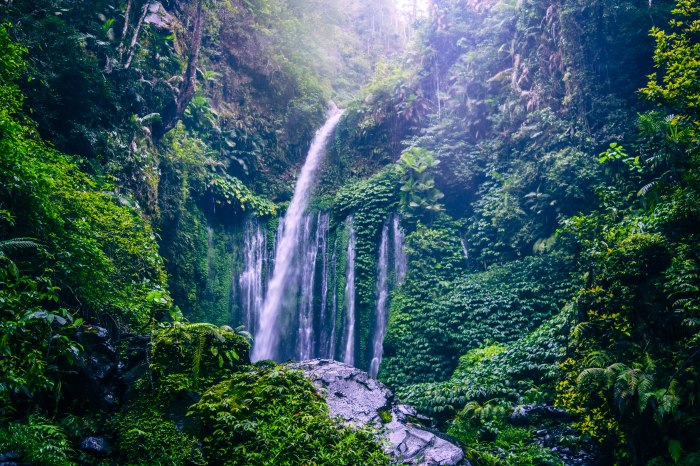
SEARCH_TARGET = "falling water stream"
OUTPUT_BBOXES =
[342,217,356,366]
[240,107,408,374]
[296,213,328,360]
[239,221,266,335]
[393,214,407,283]
[369,222,390,377]
[252,108,344,361]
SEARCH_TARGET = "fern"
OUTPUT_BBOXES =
[0,237,39,258]
[668,439,683,463]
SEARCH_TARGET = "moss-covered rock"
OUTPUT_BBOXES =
[150,323,250,392]
[188,365,389,465]
[113,403,205,466]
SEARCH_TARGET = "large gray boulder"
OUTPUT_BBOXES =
[288,359,466,466]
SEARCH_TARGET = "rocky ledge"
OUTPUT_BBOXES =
[288,359,466,466]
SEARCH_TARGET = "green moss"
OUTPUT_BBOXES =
[157,189,210,322]
[150,322,250,392]
[189,365,389,465]
[378,408,392,424]
[114,404,204,466]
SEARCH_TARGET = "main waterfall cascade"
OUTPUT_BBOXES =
[234,108,408,373]
[252,108,344,361]
[234,212,407,372]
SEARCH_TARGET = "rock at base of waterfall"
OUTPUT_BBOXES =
[288,359,466,466]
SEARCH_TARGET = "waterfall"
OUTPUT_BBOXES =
[252,108,344,361]
[316,213,331,357]
[393,214,407,284]
[369,222,390,377]
[239,220,266,334]
[342,217,356,365]
[296,213,328,360]
[326,238,339,359]
[460,238,469,259]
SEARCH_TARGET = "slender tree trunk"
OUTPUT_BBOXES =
[119,0,133,61]
[155,0,205,139]
[124,1,150,69]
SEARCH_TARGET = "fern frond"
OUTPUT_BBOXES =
[577,367,608,391]
[0,237,39,255]
[637,181,658,197]
[583,350,611,369]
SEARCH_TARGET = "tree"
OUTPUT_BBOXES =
[642,0,700,121]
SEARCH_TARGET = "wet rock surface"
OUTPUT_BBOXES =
[288,359,466,466]
[0,452,24,465]
[511,404,600,466]
[79,436,110,457]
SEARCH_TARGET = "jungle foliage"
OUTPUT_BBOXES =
[2,0,700,464]
[355,0,700,464]
[0,0,399,460]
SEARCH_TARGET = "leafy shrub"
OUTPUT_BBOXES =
[0,415,74,466]
[0,85,169,330]
[396,309,572,417]
[114,405,204,466]
[449,415,562,466]
[0,269,82,413]
[188,365,389,465]
[150,322,250,392]
[382,253,575,387]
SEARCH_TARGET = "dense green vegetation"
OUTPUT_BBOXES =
[0,0,396,461]
[364,0,700,464]
[2,0,700,464]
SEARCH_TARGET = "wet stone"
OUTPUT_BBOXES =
[288,359,466,466]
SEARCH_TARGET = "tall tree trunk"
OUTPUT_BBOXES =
[124,1,150,69]
[119,0,134,61]
[154,0,205,139]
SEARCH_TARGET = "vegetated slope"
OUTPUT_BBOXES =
[2,0,700,463]
[329,0,700,464]
[0,0,408,324]
[0,0,404,462]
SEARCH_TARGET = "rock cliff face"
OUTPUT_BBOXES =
[288,359,466,466]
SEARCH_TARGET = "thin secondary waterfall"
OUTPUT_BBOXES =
[393,214,407,283]
[342,217,356,365]
[252,108,344,361]
[369,222,390,377]
[296,213,328,360]
[326,238,339,359]
[316,213,331,357]
[239,220,266,334]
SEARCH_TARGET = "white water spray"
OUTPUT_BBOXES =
[369,222,390,377]
[393,214,407,283]
[252,108,344,361]
[342,217,356,365]
[239,220,266,334]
